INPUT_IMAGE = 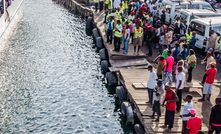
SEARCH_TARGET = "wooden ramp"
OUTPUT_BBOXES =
[119,68,208,134]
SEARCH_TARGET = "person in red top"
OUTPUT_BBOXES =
[186,109,202,134]
[163,50,174,85]
[139,4,147,18]
[199,62,217,101]
[160,85,178,132]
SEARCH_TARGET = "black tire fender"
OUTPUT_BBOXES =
[121,102,134,124]
[92,28,99,38]
[105,72,118,86]
[96,37,103,50]
[99,48,108,60]
[86,17,93,29]
[134,124,145,134]
[101,60,109,74]
[116,86,126,104]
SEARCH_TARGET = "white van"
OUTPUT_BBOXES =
[158,0,216,23]
[173,9,221,26]
[188,17,221,52]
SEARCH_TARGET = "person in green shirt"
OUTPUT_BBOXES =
[162,45,168,59]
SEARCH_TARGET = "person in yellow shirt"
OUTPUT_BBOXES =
[108,0,113,13]
[122,0,128,16]
[94,0,99,12]
[133,23,143,55]
[114,20,123,52]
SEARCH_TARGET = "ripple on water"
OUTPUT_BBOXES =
[0,0,127,133]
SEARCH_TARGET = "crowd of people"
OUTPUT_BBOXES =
[93,0,221,133]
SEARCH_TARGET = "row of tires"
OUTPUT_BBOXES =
[87,18,145,134]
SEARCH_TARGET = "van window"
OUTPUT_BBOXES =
[175,5,186,12]
[188,4,200,9]
[165,4,172,13]
[189,22,206,36]
[213,26,221,36]
[202,4,214,11]
[180,13,188,23]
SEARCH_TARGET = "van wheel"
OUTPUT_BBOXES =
[106,72,117,86]
[116,86,126,104]
[101,60,109,74]
[92,28,99,38]
[99,48,108,60]
[121,101,134,124]
[96,37,103,51]
[134,124,145,134]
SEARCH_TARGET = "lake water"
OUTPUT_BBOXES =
[0,0,133,133]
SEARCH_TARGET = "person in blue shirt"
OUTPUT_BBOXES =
[107,16,115,45]
[135,0,140,11]
[173,43,180,62]
[188,31,196,50]
[181,44,188,60]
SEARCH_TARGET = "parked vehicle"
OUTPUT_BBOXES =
[188,17,221,52]
[158,0,216,23]
[172,9,221,26]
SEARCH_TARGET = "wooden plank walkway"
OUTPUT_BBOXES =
[93,11,206,134]
[119,68,208,134]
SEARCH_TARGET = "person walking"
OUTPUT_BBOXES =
[114,20,122,52]
[106,16,115,45]
[179,94,193,134]
[208,97,221,134]
[149,79,164,122]
[175,66,185,112]
[186,109,202,134]
[163,50,174,85]
[160,85,179,132]
[124,24,130,54]
[147,65,158,106]
[186,49,196,83]
[133,23,143,55]
[198,62,217,101]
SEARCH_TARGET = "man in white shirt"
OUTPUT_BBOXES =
[149,79,164,122]
[175,66,185,112]
[179,94,193,134]
[147,65,158,106]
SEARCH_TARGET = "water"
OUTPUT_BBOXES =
[0,0,132,133]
